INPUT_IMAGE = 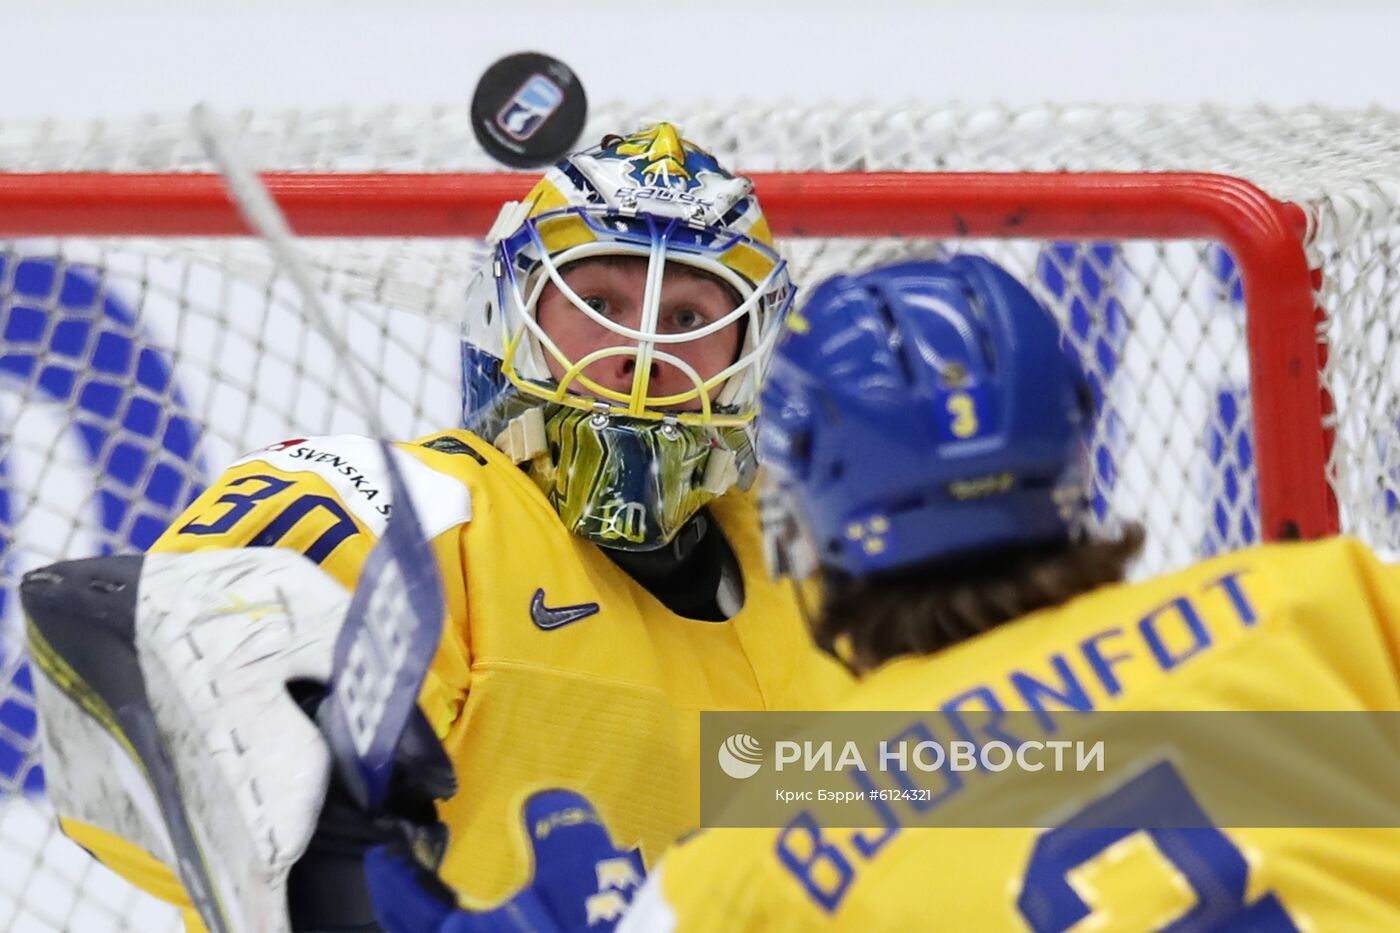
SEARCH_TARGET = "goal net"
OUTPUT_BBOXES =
[1,101,1398,930]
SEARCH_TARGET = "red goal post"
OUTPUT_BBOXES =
[0,168,1336,544]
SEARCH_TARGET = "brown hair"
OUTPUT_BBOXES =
[815,525,1146,675]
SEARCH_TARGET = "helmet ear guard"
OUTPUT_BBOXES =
[700,445,740,495]
[492,407,548,464]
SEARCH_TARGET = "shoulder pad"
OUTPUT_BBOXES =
[233,435,472,539]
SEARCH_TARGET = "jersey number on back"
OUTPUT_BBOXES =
[1018,761,1298,932]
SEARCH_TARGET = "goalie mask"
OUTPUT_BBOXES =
[463,123,793,550]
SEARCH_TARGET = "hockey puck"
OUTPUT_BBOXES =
[471,52,588,169]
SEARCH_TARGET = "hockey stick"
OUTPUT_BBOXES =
[182,104,447,927]
[191,104,444,811]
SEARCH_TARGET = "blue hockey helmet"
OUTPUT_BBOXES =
[759,256,1093,578]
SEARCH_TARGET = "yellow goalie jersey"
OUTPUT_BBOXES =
[62,430,851,926]
[635,537,1400,932]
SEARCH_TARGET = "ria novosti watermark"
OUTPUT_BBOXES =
[728,735,1103,790]
[701,711,1400,829]
[724,734,1102,808]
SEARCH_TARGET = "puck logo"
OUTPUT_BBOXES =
[472,52,586,167]
[496,74,565,141]
[717,733,764,779]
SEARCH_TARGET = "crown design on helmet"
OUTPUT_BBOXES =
[605,123,725,189]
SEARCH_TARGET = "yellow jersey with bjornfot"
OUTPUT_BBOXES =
[631,537,1400,932]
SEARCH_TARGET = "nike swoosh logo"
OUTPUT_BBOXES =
[530,588,601,631]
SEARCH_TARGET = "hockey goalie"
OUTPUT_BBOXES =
[21,124,851,932]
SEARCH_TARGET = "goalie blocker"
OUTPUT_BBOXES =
[21,548,454,933]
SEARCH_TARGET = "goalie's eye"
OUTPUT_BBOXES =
[668,307,705,331]
[581,295,609,316]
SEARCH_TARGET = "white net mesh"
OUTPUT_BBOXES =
[1,102,1398,930]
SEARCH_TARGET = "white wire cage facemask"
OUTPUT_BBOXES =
[491,206,794,427]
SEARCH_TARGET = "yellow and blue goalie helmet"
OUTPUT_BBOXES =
[462,123,794,550]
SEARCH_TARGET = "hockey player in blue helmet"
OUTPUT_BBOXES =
[754,253,1114,669]
[573,258,1395,928]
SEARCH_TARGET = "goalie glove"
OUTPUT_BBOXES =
[22,548,452,933]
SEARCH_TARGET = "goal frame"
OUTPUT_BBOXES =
[0,170,1334,544]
